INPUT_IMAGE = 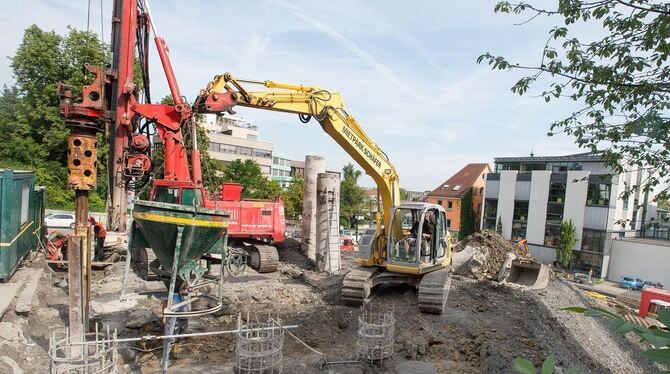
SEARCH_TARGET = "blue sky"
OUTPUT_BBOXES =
[0,0,588,190]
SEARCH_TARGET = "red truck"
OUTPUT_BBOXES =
[639,287,670,324]
[215,183,285,273]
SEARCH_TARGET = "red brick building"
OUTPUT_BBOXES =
[424,163,490,235]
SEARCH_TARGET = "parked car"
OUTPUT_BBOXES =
[643,281,664,290]
[45,213,75,229]
[620,276,644,290]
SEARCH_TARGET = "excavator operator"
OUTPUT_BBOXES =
[402,212,434,259]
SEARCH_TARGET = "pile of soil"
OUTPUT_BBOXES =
[453,230,522,280]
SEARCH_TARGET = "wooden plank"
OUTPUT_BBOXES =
[14,267,44,314]
[0,282,21,319]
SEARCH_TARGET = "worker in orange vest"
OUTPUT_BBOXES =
[89,217,107,261]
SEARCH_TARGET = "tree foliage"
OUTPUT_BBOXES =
[556,219,577,268]
[281,176,304,220]
[1,25,109,210]
[222,159,281,200]
[479,1,670,200]
[340,163,366,229]
[400,188,409,201]
[459,188,476,240]
[513,354,578,374]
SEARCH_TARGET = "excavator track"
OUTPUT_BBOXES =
[247,244,279,273]
[341,267,380,306]
[418,266,452,314]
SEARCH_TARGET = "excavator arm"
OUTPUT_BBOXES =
[195,73,401,262]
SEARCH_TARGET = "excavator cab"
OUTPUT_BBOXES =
[387,203,451,272]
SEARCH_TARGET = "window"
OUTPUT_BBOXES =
[254,149,271,158]
[20,184,29,224]
[512,201,529,240]
[570,251,603,277]
[477,203,481,214]
[442,184,449,190]
[546,203,564,225]
[544,225,561,247]
[437,200,442,206]
[513,201,529,222]
[436,213,447,258]
[586,183,610,206]
[220,144,236,154]
[447,219,451,228]
[483,199,498,230]
[237,146,252,156]
[582,230,607,253]
[548,182,566,203]
[622,188,629,210]
[453,185,461,191]
[209,142,220,152]
[550,162,582,172]
[480,187,484,195]
[273,157,279,164]
[447,201,453,209]
[260,165,271,174]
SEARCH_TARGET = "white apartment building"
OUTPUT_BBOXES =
[199,114,274,177]
[481,152,655,278]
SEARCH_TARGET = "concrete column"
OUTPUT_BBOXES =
[316,172,340,272]
[301,155,326,260]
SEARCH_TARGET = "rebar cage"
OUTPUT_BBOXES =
[48,325,118,374]
[356,310,395,362]
[235,314,284,374]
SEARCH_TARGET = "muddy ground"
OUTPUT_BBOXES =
[0,239,665,373]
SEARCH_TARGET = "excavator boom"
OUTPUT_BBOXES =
[197,74,401,263]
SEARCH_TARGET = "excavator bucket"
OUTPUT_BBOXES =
[505,259,549,290]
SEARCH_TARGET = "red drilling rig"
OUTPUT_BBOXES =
[59,0,284,277]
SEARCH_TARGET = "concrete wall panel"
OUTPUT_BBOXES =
[607,239,670,287]
[526,171,550,245]
[564,171,590,251]
[498,171,517,239]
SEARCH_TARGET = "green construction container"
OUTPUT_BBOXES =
[0,169,46,281]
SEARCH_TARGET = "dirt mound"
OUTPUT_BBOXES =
[453,230,520,280]
[276,238,316,271]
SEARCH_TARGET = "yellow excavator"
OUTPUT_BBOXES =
[195,73,453,313]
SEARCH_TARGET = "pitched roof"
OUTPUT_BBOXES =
[427,163,490,198]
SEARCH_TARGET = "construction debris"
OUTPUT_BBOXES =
[452,230,550,289]
[0,229,662,373]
